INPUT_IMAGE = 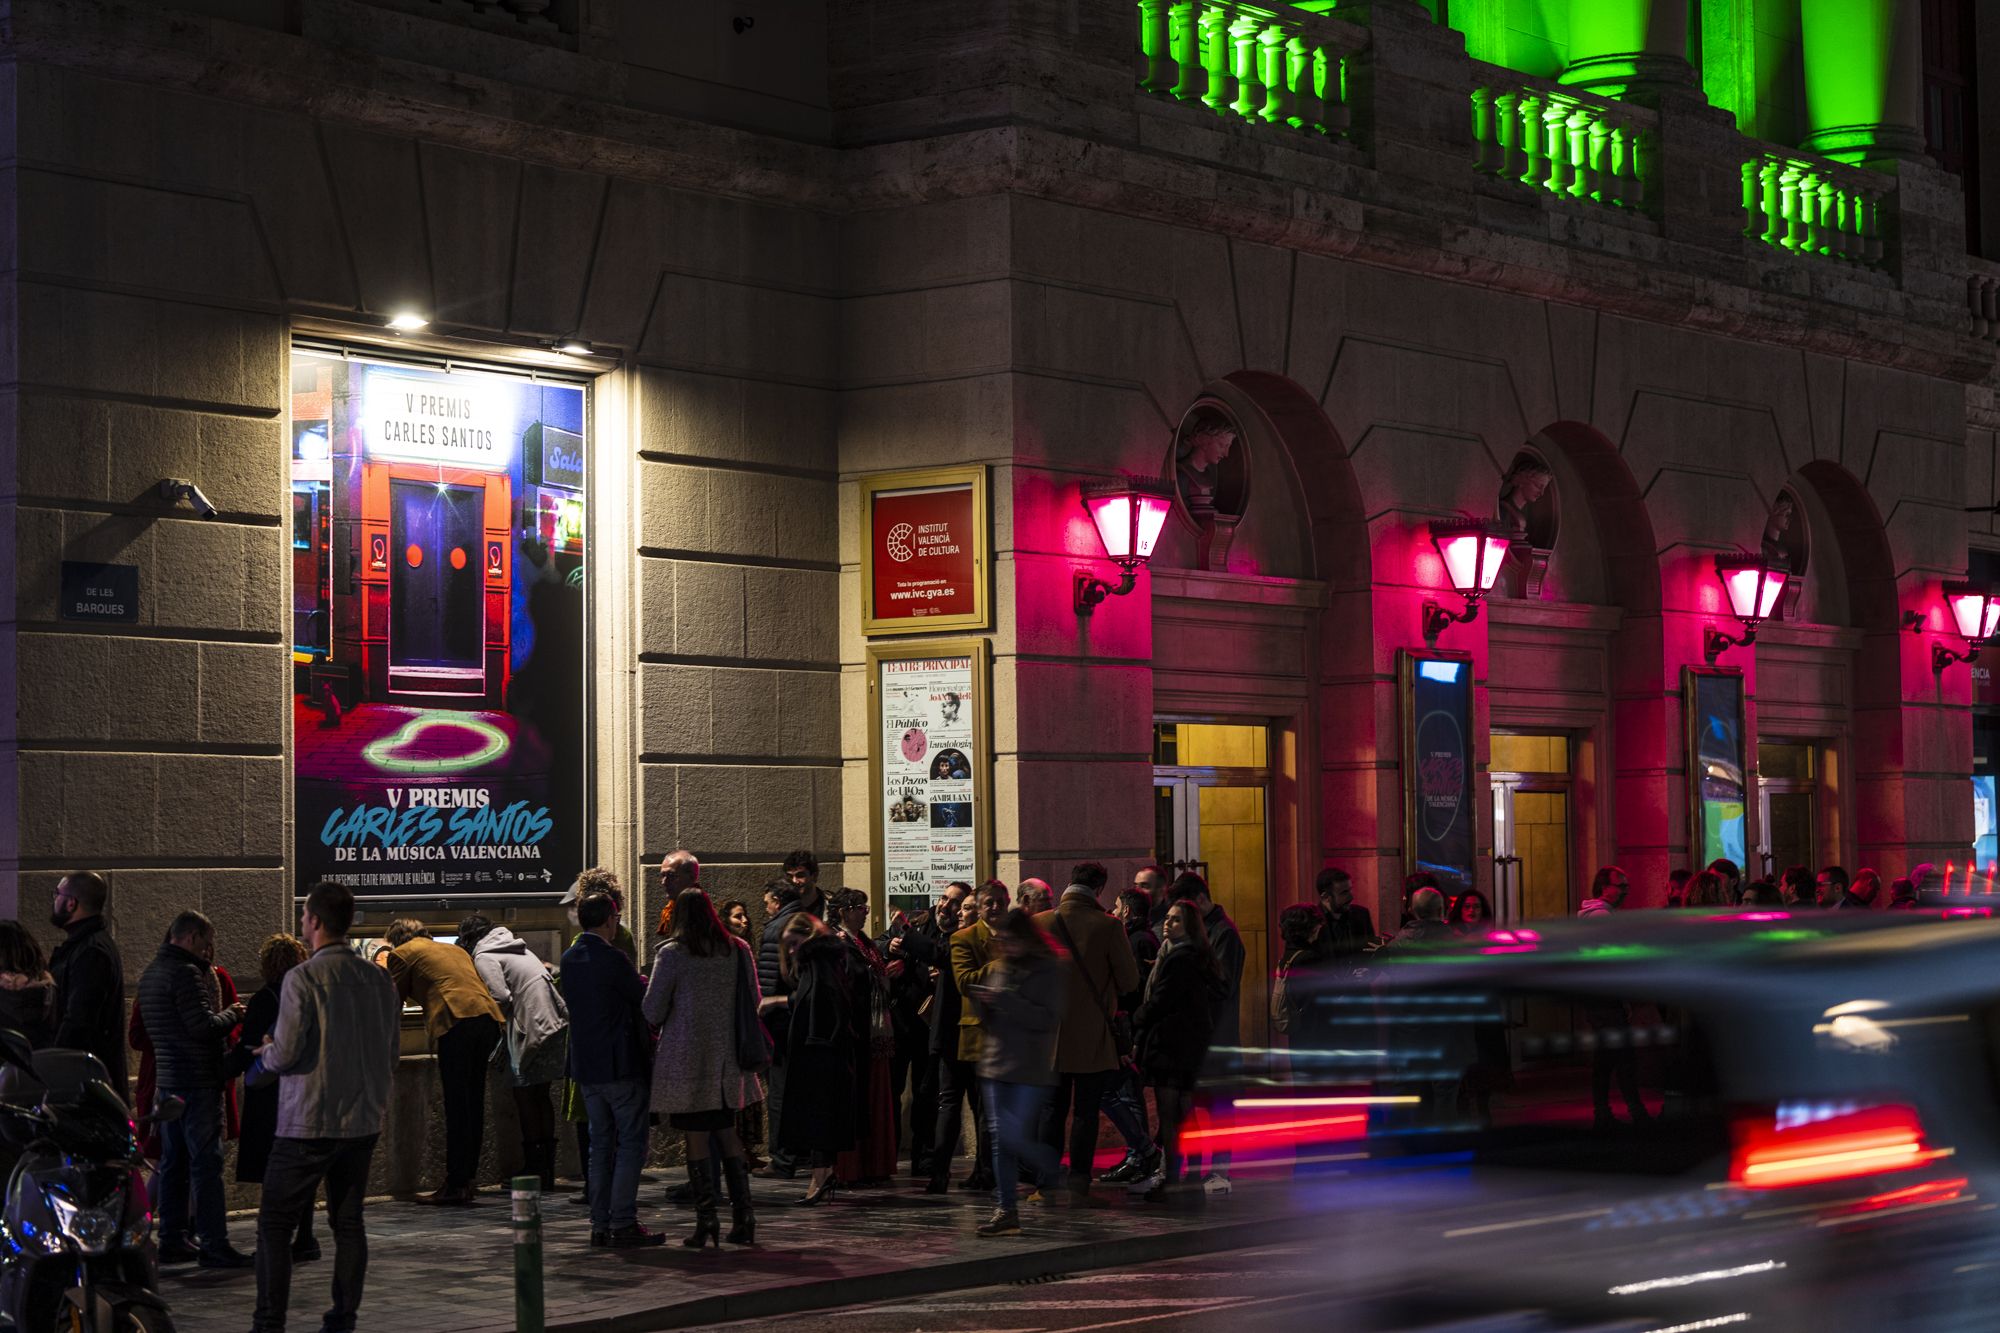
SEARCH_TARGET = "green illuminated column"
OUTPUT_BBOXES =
[1558,0,1694,101]
[1800,0,1926,165]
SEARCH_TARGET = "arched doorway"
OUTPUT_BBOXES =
[1485,422,1662,914]
[1147,372,1369,1043]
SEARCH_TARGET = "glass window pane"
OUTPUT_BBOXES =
[1492,732,1567,775]
[1758,742,1813,781]
[1176,722,1267,769]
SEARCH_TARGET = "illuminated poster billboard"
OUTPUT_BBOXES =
[290,347,587,895]
[1685,668,1748,872]
[1400,651,1475,899]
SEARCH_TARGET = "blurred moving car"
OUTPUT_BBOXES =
[1224,910,2000,1331]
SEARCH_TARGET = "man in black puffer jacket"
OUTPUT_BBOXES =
[138,911,248,1268]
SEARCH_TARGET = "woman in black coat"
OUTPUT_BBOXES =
[772,914,855,1205]
[1132,899,1227,1202]
[225,935,318,1259]
[0,921,55,1050]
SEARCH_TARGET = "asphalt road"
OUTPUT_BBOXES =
[680,1246,1569,1333]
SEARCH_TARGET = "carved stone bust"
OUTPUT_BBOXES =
[1171,400,1251,571]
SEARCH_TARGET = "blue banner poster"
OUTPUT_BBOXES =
[1406,654,1475,898]
[290,349,587,895]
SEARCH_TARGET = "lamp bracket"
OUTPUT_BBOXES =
[1421,593,1481,649]
[1935,641,1983,674]
[1074,565,1139,615]
[1704,622,1758,665]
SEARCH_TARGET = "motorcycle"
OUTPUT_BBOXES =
[0,1030,182,1333]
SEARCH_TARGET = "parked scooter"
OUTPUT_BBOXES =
[0,1029,182,1332]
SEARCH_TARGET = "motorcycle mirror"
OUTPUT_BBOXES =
[0,1028,33,1074]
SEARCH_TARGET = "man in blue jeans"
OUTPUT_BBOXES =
[248,880,401,1333]
[136,911,249,1268]
[559,891,663,1247]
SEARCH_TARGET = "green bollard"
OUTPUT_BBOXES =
[512,1174,544,1333]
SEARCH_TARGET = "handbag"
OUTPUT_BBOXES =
[732,942,774,1074]
[1051,912,1134,1064]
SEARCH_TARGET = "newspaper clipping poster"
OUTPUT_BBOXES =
[879,653,978,915]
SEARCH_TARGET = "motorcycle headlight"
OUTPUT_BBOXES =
[43,1191,119,1255]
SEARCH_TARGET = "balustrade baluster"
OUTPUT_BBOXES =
[1471,88,1496,172]
[1566,110,1594,199]
[1138,0,1172,94]
[1289,37,1322,133]
[1229,14,1263,122]
[1494,91,1522,180]
[1759,159,1783,248]
[1258,25,1292,124]
[1825,181,1848,258]
[1517,91,1545,189]
[1860,191,1884,265]
[1198,6,1234,113]
[1541,101,1570,196]
[1797,168,1823,257]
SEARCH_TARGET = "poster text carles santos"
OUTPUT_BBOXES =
[290,350,588,894]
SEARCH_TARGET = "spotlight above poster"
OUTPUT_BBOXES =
[859,465,990,636]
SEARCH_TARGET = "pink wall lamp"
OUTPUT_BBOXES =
[1933,582,2000,673]
[1076,476,1175,614]
[1423,519,1508,647]
[1706,554,1788,664]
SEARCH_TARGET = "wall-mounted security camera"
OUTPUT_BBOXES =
[157,479,219,519]
[732,15,755,32]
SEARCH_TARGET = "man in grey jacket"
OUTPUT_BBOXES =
[247,880,401,1333]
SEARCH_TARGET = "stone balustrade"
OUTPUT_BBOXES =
[1968,257,2000,341]
[1468,70,1655,212]
[1740,148,1892,269]
[1135,0,1369,139]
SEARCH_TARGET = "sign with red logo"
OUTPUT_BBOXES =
[860,466,989,635]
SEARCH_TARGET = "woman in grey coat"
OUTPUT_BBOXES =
[965,909,1068,1238]
[643,889,766,1249]
[460,915,569,1191]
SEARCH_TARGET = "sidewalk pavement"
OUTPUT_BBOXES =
[158,1171,1314,1333]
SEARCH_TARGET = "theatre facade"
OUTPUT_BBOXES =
[3,0,2000,1095]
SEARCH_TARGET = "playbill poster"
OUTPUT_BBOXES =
[878,653,978,914]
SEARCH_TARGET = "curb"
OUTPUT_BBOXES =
[548,1201,1311,1332]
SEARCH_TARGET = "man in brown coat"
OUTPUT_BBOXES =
[930,881,1009,1194]
[384,920,504,1205]
[1035,862,1140,1201]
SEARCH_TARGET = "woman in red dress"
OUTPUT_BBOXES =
[829,890,897,1184]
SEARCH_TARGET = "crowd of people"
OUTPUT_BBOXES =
[0,848,1959,1326]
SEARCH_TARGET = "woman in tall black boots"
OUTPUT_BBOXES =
[643,889,767,1248]
[771,913,855,1205]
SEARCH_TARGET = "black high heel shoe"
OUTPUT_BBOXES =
[792,1174,837,1207]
